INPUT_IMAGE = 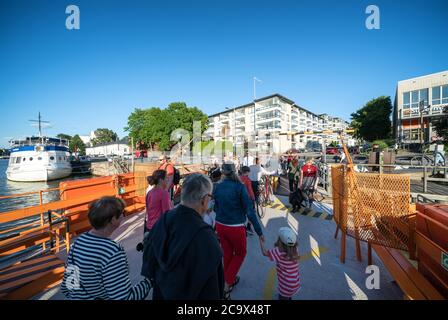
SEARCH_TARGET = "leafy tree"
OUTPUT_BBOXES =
[125,102,208,151]
[432,106,448,142]
[56,133,72,141]
[350,96,392,142]
[70,135,86,155]
[91,128,118,146]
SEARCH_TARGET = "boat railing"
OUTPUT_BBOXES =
[0,172,149,266]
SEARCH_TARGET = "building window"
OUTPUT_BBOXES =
[411,90,419,108]
[419,88,428,106]
[432,86,441,105]
[443,85,448,104]
[431,85,448,105]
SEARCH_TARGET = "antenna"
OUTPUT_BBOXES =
[29,112,50,137]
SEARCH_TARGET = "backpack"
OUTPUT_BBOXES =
[173,167,181,185]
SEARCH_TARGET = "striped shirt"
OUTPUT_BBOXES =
[268,247,301,297]
[61,232,151,300]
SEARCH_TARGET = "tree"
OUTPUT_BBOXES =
[125,102,208,151]
[91,129,118,146]
[56,133,72,141]
[350,96,392,142]
[432,106,448,142]
[70,135,86,155]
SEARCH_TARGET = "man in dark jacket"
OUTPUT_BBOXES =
[141,173,224,300]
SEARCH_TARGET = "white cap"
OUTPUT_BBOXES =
[278,227,297,246]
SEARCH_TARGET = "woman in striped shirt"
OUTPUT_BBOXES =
[259,227,300,300]
[61,196,151,300]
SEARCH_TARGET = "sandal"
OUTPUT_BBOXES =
[223,290,232,300]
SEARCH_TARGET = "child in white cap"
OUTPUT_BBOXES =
[259,226,300,300]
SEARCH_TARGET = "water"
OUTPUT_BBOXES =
[0,159,91,214]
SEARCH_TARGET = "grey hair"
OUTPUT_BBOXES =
[181,173,213,205]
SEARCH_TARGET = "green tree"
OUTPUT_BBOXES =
[125,102,208,151]
[70,135,86,155]
[350,96,392,141]
[56,133,72,141]
[91,128,118,146]
[432,106,448,142]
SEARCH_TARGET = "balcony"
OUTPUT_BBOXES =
[256,103,282,113]
[400,105,447,119]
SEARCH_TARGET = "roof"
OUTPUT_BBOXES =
[397,70,448,84]
[208,93,322,119]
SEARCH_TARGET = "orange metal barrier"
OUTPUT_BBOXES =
[0,173,148,260]
[332,164,415,262]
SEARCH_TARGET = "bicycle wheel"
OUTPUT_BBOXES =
[256,200,266,219]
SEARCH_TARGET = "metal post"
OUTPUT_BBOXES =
[423,165,428,193]
[233,107,236,156]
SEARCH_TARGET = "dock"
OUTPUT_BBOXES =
[33,193,403,300]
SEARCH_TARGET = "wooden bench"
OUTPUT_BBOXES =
[0,254,65,300]
[368,243,444,300]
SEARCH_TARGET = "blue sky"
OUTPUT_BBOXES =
[0,0,447,148]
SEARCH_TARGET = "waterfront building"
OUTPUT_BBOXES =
[393,70,448,147]
[86,142,130,157]
[204,93,350,154]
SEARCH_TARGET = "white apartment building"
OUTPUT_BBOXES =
[79,131,97,147]
[393,70,448,146]
[86,142,130,157]
[204,94,327,154]
[319,114,355,146]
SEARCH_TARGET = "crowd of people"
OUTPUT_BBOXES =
[61,153,309,301]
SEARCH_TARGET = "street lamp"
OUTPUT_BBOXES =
[225,106,237,156]
[419,100,431,163]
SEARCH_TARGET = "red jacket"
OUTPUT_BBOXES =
[240,175,255,201]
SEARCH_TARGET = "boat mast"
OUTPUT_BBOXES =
[29,112,50,144]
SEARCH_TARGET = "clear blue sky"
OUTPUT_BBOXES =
[1,0,447,148]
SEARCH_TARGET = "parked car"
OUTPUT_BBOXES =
[353,155,369,164]
[326,147,339,155]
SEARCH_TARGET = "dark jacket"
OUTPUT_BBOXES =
[141,204,224,300]
[213,178,263,236]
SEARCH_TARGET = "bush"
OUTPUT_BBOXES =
[371,140,388,150]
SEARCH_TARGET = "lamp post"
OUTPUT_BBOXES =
[225,106,237,156]
[419,100,431,164]
[253,77,262,156]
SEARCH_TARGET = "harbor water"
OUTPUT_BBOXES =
[0,158,91,228]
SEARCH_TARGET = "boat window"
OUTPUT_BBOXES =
[15,157,21,164]
[29,157,33,161]
[38,157,42,160]
[50,156,55,161]
[23,158,26,161]
[59,157,62,161]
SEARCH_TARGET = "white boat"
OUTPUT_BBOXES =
[5,113,72,182]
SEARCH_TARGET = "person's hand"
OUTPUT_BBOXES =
[259,235,265,243]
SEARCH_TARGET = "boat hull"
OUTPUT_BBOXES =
[6,166,72,182]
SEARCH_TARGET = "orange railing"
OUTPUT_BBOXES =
[0,172,148,261]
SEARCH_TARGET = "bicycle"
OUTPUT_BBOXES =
[255,175,275,219]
